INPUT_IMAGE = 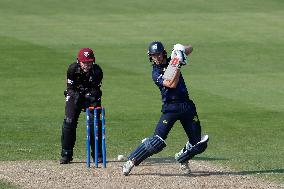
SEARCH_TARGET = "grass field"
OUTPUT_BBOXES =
[0,0,283,187]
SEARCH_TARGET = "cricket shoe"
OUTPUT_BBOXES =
[91,152,103,163]
[98,157,103,163]
[122,160,134,176]
[180,161,191,174]
[60,156,73,164]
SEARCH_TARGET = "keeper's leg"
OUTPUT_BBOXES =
[60,94,82,164]
[89,110,103,161]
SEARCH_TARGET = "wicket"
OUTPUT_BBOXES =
[86,106,106,168]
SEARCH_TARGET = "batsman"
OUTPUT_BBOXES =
[60,48,103,164]
[122,41,209,175]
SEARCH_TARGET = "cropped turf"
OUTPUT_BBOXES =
[0,0,283,185]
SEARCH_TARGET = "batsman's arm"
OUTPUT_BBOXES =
[163,69,180,88]
[162,44,192,88]
[184,45,193,56]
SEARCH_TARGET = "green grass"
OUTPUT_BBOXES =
[0,0,283,185]
[0,181,18,189]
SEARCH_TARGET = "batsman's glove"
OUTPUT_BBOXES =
[162,44,188,80]
[170,44,188,66]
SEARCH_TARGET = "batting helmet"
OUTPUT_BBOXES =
[77,48,95,63]
[147,41,167,62]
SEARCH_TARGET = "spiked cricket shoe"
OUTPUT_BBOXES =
[180,161,191,174]
[122,160,134,176]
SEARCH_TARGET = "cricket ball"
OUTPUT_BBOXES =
[117,155,125,161]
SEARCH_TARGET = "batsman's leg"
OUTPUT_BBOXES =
[175,135,209,163]
[122,135,166,176]
[175,102,208,172]
[180,161,191,174]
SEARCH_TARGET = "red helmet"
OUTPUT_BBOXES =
[77,48,95,62]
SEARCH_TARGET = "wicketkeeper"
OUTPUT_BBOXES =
[122,41,209,175]
[60,48,103,164]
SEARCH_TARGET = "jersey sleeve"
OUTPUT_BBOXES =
[152,68,164,87]
[92,64,103,88]
[66,64,77,92]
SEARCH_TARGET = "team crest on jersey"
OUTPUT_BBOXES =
[162,120,168,125]
[67,79,73,84]
[66,95,70,102]
[193,115,199,122]
[84,51,89,57]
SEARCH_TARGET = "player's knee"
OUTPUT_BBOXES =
[63,118,77,130]
[145,135,167,154]
[128,135,166,166]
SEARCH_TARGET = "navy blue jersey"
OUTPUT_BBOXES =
[152,59,190,103]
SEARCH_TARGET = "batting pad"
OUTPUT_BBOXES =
[128,135,166,166]
[175,135,209,163]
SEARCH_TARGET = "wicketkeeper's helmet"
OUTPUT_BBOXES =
[77,48,95,63]
[147,41,167,62]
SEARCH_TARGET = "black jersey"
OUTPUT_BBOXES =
[66,62,103,95]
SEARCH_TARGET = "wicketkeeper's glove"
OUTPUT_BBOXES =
[84,89,102,106]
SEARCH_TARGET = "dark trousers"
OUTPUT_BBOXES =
[61,94,102,157]
[154,100,201,146]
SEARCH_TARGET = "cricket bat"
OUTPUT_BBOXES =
[162,57,180,80]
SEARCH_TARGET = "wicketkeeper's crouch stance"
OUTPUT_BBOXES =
[122,41,209,175]
[60,48,103,164]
